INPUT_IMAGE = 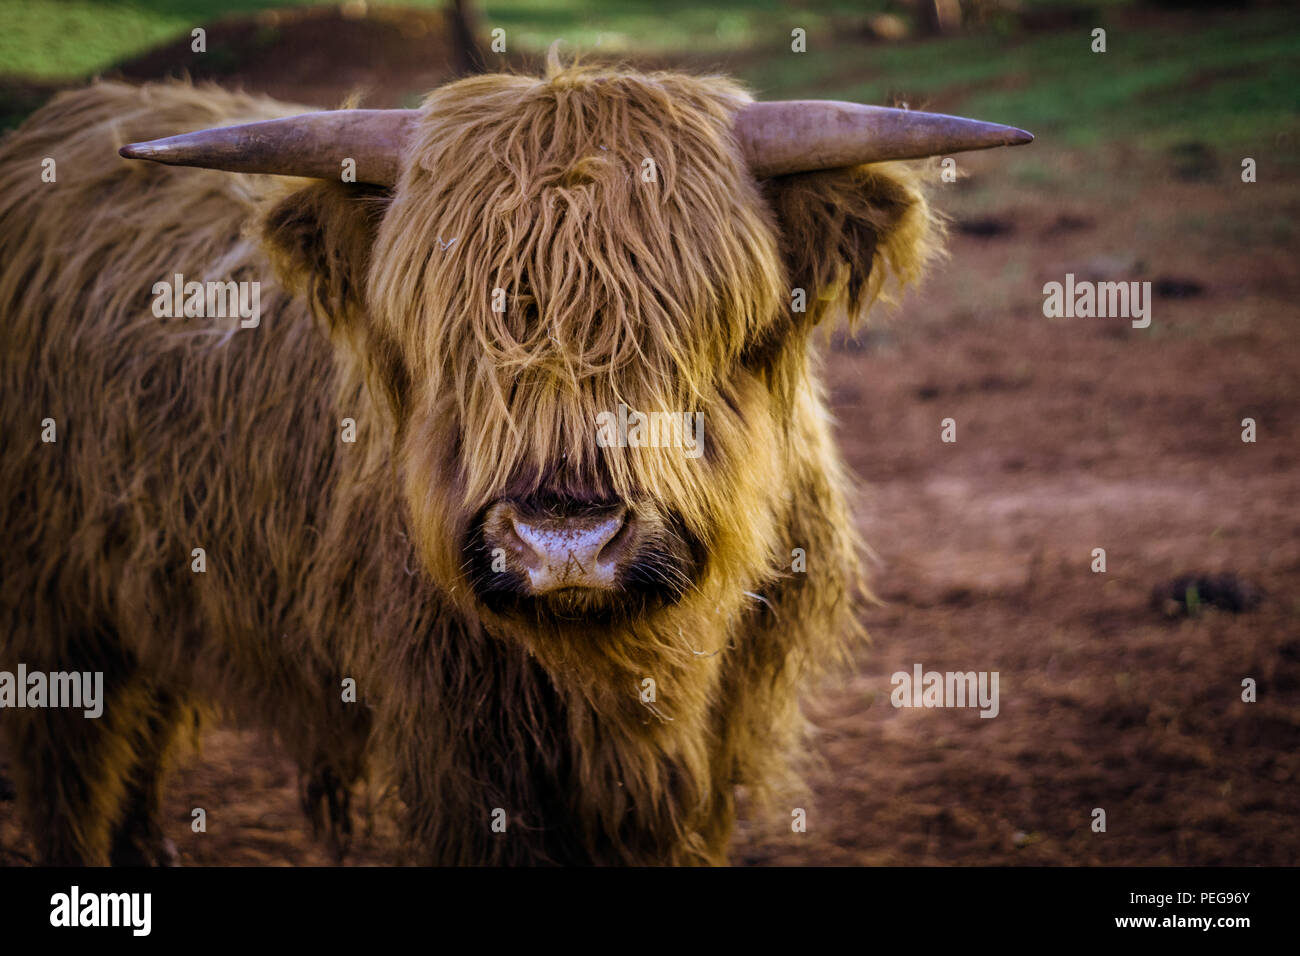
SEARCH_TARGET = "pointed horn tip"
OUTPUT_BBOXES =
[1007,127,1034,146]
[120,142,163,160]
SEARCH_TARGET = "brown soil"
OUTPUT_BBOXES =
[2,8,1297,867]
[110,6,473,108]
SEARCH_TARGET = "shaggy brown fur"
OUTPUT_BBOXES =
[0,61,940,865]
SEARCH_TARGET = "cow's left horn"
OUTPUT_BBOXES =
[119,109,419,185]
[735,101,1032,177]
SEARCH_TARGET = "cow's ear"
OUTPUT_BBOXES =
[262,181,391,332]
[761,162,944,328]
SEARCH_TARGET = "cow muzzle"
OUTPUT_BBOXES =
[482,500,634,594]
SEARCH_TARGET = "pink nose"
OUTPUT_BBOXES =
[487,503,631,592]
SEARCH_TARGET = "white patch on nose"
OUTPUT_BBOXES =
[512,515,624,590]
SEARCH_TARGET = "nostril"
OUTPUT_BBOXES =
[593,508,634,564]
[499,518,543,572]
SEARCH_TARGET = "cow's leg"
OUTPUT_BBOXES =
[296,694,372,862]
[6,639,185,866]
[300,757,353,862]
[108,689,191,866]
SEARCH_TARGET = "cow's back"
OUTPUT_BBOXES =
[0,82,349,696]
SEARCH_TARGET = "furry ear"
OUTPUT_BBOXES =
[262,181,391,333]
[263,182,411,417]
[761,162,944,328]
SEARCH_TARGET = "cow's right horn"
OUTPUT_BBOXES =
[119,109,419,186]
[736,101,1033,178]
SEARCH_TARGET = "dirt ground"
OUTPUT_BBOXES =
[1,8,1297,866]
[109,6,480,109]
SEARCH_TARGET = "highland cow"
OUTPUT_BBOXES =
[0,60,1029,865]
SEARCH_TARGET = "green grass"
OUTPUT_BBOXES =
[478,0,873,57]
[0,0,876,81]
[1,1,1296,150]
[0,0,316,81]
[733,7,1300,149]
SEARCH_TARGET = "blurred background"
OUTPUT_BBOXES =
[1,0,1297,864]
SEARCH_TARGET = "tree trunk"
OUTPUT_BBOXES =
[447,0,487,76]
